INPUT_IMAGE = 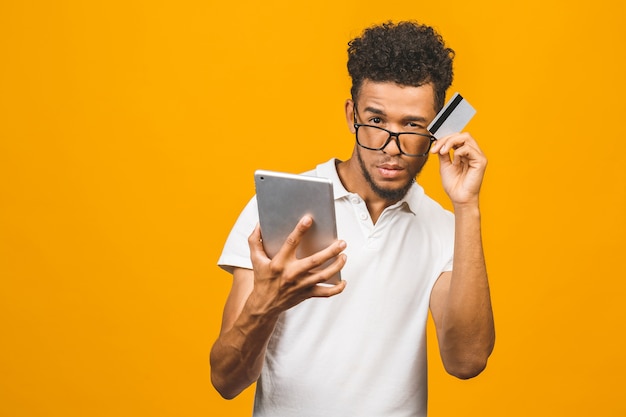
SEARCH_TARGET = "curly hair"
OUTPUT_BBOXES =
[347,21,455,111]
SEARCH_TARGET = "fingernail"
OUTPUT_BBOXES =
[302,216,312,226]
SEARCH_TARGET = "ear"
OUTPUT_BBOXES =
[344,99,356,134]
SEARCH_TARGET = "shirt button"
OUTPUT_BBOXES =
[359,212,368,221]
[351,196,360,205]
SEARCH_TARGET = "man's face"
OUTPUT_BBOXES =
[347,80,438,202]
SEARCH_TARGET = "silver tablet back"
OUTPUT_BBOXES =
[254,169,341,285]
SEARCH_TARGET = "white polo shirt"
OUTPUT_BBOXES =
[218,158,455,417]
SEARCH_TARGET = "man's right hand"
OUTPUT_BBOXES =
[210,215,347,399]
[246,215,348,318]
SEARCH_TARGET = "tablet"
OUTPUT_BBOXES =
[254,170,341,286]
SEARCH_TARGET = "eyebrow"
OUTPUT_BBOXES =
[361,106,429,124]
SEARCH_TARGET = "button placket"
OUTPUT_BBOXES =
[351,196,370,222]
[349,194,373,236]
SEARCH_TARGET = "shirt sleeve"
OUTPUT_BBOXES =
[442,254,454,272]
[217,196,258,274]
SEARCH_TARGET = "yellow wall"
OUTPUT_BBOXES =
[1,0,625,416]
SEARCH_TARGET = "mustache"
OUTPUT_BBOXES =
[377,156,406,168]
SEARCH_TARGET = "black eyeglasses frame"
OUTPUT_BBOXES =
[353,105,437,157]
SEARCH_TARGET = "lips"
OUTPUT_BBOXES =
[377,163,404,179]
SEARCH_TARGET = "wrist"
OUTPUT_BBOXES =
[244,290,282,324]
[452,198,481,214]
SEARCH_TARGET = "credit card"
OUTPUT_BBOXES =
[427,93,476,139]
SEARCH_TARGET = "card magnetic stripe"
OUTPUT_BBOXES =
[428,93,465,135]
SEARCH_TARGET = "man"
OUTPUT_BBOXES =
[210,21,495,417]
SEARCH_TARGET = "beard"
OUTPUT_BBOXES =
[356,147,422,202]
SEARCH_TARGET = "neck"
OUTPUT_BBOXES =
[336,158,402,224]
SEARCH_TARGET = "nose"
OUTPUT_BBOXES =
[381,134,402,156]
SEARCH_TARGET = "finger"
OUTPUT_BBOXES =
[300,238,347,271]
[248,223,263,252]
[319,252,348,285]
[276,215,314,258]
[281,239,347,288]
[310,278,348,298]
[431,132,477,155]
[437,145,453,168]
[449,142,487,167]
[430,137,445,154]
[300,254,348,294]
[430,133,458,154]
[306,247,348,285]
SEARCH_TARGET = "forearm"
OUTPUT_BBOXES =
[439,203,495,377]
[210,301,279,399]
[211,220,348,397]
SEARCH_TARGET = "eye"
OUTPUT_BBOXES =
[406,122,422,130]
[370,117,382,124]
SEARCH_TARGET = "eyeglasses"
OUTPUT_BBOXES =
[353,106,436,157]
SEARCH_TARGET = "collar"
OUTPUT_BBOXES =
[314,158,424,215]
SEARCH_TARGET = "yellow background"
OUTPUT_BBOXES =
[1,0,625,416]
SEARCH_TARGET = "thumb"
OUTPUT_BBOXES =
[248,224,268,260]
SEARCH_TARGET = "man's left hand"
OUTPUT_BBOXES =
[430,132,487,207]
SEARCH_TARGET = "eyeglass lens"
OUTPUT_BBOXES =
[357,125,431,155]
